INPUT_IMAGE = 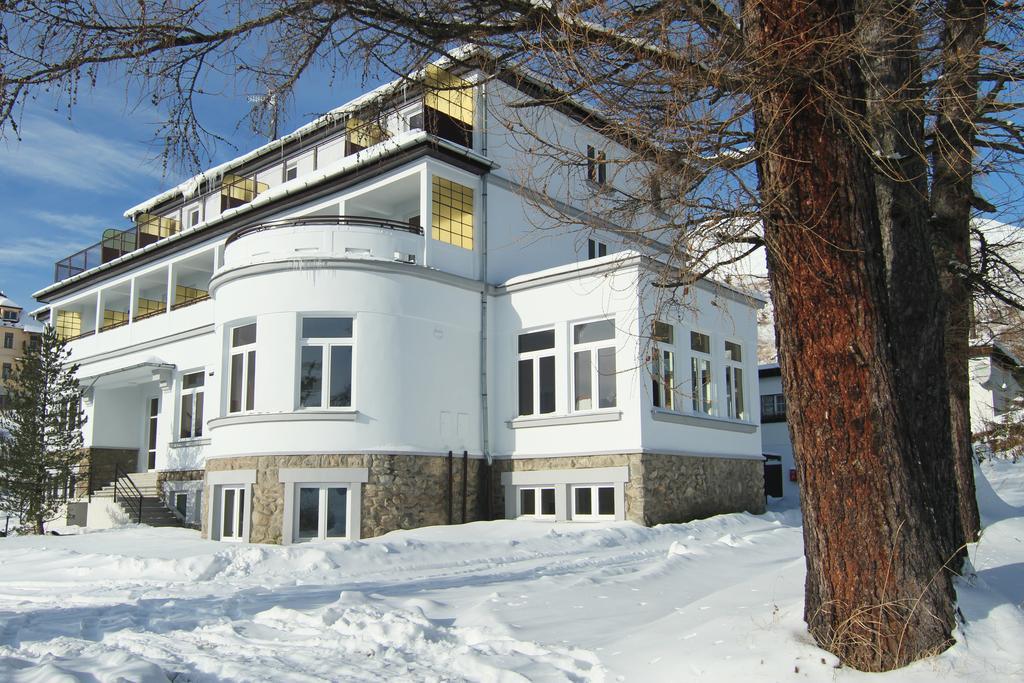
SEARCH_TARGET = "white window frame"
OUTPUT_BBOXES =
[571,318,617,412]
[652,321,676,411]
[501,467,628,522]
[723,339,746,420]
[297,316,355,410]
[187,205,201,228]
[291,484,353,542]
[207,470,256,543]
[228,322,257,414]
[515,486,557,519]
[178,369,205,440]
[279,468,367,544]
[689,330,715,415]
[587,238,608,259]
[570,483,618,521]
[517,328,556,417]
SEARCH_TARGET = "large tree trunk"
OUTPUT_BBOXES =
[856,0,965,564]
[745,0,957,670]
[931,0,984,544]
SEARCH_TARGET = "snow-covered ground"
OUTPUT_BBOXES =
[0,461,1021,682]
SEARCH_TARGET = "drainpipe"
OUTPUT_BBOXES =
[478,81,493,519]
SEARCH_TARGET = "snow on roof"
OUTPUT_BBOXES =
[122,45,486,219]
[0,291,21,310]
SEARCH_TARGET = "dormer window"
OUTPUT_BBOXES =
[284,161,298,181]
[423,66,474,148]
[588,238,608,259]
[189,209,201,227]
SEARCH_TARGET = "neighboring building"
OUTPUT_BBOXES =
[758,346,1024,504]
[0,292,43,410]
[34,51,766,543]
[756,364,797,502]
[969,343,1024,432]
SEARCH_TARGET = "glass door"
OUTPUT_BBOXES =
[295,485,348,541]
[221,486,246,541]
[146,396,159,470]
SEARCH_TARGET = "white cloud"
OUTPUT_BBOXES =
[0,114,167,192]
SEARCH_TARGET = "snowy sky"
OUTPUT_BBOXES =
[0,67,373,315]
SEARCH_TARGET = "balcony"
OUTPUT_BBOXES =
[54,214,182,282]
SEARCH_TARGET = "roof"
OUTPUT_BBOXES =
[0,291,22,310]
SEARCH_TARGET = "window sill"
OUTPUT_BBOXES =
[650,409,757,433]
[209,410,359,429]
[507,411,622,429]
[168,437,212,449]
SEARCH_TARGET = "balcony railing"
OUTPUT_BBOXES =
[53,223,179,283]
[225,215,423,246]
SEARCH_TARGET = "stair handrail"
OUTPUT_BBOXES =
[113,464,145,524]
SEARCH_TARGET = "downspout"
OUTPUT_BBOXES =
[479,80,493,519]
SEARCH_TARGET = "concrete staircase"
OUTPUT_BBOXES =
[92,471,185,528]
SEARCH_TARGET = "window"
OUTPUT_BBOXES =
[1,363,11,380]
[1,310,16,321]
[220,486,246,541]
[724,341,745,420]
[229,323,257,413]
[518,487,556,518]
[284,161,298,181]
[761,393,786,422]
[573,319,617,411]
[220,174,268,211]
[299,317,353,408]
[587,238,608,260]
[179,371,205,439]
[175,492,188,517]
[55,310,81,340]
[652,321,675,410]
[3,333,12,349]
[295,484,350,541]
[423,65,474,147]
[189,208,201,227]
[146,397,158,469]
[572,484,616,519]
[690,331,714,414]
[586,145,607,185]
[517,329,556,416]
[432,177,474,250]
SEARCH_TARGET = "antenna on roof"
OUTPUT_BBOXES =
[247,92,279,142]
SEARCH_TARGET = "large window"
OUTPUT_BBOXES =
[690,331,714,414]
[295,484,350,541]
[761,393,786,422]
[724,341,745,419]
[432,177,474,250]
[299,317,353,408]
[55,310,81,340]
[652,321,675,410]
[3,333,12,349]
[229,323,256,413]
[1,363,11,381]
[573,319,617,411]
[179,371,205,439]
[517,329,556,416]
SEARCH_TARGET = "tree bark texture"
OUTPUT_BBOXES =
[856,0,965,565]
[745,0,957,670]
[930,0,984,544]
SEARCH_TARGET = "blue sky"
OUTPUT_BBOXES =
[0,67,372,315]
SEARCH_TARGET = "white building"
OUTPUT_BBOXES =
[34,52,766,543]
[969,343,1024,431]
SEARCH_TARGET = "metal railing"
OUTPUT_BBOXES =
[113,463,144,524]
[225,215,424,247]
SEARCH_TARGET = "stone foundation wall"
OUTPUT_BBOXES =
[639,453,765,525]
[204,453,486,543]
[491,452,764,525]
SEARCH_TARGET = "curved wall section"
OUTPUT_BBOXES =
[223,219,424,269]
[210,246,482,459]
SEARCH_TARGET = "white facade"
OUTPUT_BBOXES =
[36,54,765,539]
[969,345,1024,432]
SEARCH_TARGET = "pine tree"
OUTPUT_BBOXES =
[0,326,85,534]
